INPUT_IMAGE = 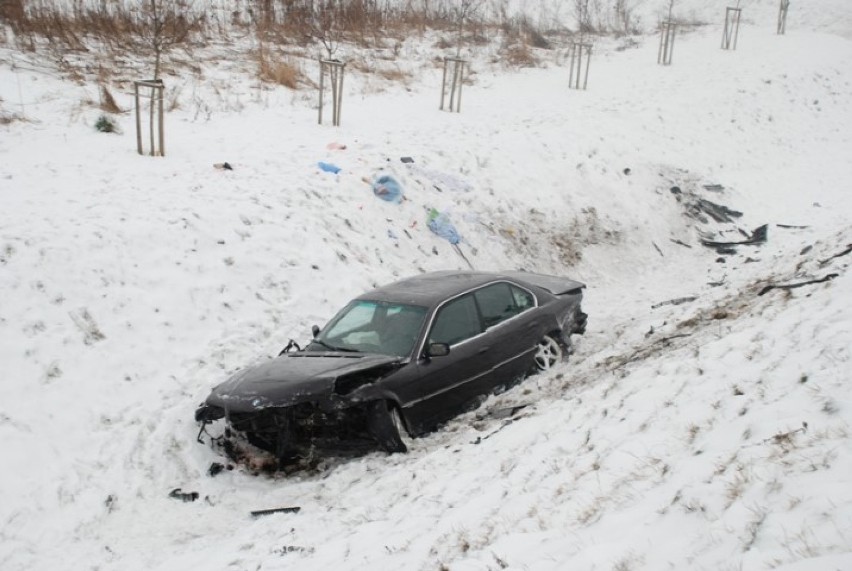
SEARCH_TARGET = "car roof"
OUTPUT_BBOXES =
[356,270,538,307]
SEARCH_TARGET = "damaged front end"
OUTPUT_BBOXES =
[228,402,376,463]
[195,353,405,467]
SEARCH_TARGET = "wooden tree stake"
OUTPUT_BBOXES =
[134,79,165,157]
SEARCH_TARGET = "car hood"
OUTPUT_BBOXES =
[206,352,402,413]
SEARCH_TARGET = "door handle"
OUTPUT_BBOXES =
[478,346,490,354]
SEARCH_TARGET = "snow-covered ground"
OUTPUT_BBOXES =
[1,1,851,569]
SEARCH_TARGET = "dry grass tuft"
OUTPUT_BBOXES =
[0,109,25,125]
[99,85,122,113]
[503,43,540,68]
[612,553,644,571]
[434,36,453,50]
[742,505,768,551]
[686,423,700,444]
[346,57,407,82]
[377,66,411,83]
[725,467,750,507]
[259,56,304,89]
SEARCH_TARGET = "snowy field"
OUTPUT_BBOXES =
[1,0,851,569]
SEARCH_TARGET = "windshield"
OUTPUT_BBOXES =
[311,300,429,357]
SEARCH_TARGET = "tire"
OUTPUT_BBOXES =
[368,400,413,454]
[534,334,563,371]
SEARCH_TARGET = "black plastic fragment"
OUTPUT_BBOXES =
[694,199,744,223]
[651,296,697,309]
[758,273,839,296]
[169,488,200,502]
[251,506,302,517]
[701,224,768,252]
[819,244,852,266]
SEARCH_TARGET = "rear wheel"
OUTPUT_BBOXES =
[368,400,413,453]
[534,334,563,371]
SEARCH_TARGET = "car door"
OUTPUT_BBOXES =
[400,282,541,427]
[471,282,544,385]
[399,292,490,428]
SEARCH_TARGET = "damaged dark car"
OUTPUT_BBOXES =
[196,270,586,466]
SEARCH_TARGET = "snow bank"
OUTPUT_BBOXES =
[1,3,851,570]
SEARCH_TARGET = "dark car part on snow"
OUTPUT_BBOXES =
[250,506,302,517]
[819,244,852,266]
[207,462,228,477]
[169,488,199,502]
[701,224,768,253]
[670,183,741,224]
[651,296,697,309]
[471,404,532,444]
[757,273,839,296]
[195,270,587,469]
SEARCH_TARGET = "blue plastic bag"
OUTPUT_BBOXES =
[427,209,460,245]
[318,162,341,174]
[372,175,403,204]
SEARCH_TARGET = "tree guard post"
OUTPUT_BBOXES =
[318,59,345,126]
[721,7,743,50]
[134,79,165,156]
[440,57,467,112]
[657,21,676,65]
[568,42,592,90]
[777,0,790,35]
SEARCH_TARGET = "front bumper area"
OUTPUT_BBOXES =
[203,400,378,463]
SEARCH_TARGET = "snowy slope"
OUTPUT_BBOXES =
[1,3,851,570]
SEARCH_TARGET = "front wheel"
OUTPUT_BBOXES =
[534,334,563,371]
[367,400,414,454]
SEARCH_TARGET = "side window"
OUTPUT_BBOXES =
[429,294,482,346]
[510,284,535,311]
[474,283,518,328]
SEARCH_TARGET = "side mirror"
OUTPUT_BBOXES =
[311,324,320,338]
[426,342,450,358]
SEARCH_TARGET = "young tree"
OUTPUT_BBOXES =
[452,0,483,56]
[133,0,201,79]
[573,0,592,36]
[126,0,200,158]
[302,1,344,60]
[665,0,676,21]
[614,0,643,34]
